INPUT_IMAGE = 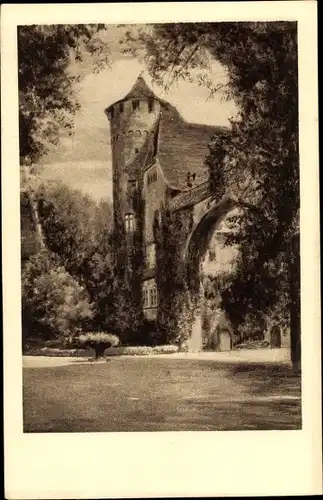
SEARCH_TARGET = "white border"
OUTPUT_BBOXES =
[2,2,321,498]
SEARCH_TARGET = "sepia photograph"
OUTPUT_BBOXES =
[19,21,302,432]
[2,2,321,498]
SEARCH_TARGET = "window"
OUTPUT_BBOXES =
[128,179,137,192]
[127,130,134,137]
[147,169,157,186]
[135,148,139,153]
[150,287,158,307]
[134,130,142,137]
[125,213,135,233]
[106,106,114,120]
[143,289,149,308]
[132,99,140,111]
[148,99,154,113]
[119,102,124,113]
[143,281,158,309]
[209,249,216,262]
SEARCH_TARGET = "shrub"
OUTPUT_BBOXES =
[152,345,179,354]
[77,332,120,359]
[106,344,179,356]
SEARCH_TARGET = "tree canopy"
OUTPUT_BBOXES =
[132,22,299,328]
[18,24,109,166]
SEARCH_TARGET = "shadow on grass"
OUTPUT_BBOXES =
[198,360,301,398]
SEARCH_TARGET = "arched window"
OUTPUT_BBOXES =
[132,99,140,111]
[119,102,124,113]
[142,130,148,137]
[127,130,134,137]
[124,213,135,233]
[134,130,141,137]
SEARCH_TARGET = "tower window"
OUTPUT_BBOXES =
[135,130,142,137]
[128,179,137,191]
[209,249,216,262]
[148,99,154,113]
[135,148,139,153]
[147,169,157,186]
[119,102,124,113]
[125,213,135,233]
[106,106,114,120]
[132,99,140,111]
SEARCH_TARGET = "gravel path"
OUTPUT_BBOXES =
[23,348,291,368]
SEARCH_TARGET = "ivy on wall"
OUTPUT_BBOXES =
[154,205,198,348]
[112,186,146,344]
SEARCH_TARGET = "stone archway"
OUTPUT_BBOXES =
[183,197,243,352]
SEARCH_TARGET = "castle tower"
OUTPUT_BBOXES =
[105,76,161,240]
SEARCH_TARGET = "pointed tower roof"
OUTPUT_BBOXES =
[106,76,158,112]
[123,75,157,101]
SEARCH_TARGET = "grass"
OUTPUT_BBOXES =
[23,357,301,432]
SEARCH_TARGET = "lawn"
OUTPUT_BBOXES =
[23,357,302,432]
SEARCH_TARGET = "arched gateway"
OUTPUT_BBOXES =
[182,196,242,352]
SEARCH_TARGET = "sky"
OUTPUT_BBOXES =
[39,26,239,202]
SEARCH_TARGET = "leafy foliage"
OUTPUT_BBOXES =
[18,24,110,165]
[78,332,120,346]
[22,250,94,341]
[154,207,196,346]
[137,22,299,341]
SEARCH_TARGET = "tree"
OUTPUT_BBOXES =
[22,250,94,343]
[132,22,300,368]
[22,180,117,332]
[35,181,102,276]
[18,24,110,166]
[18,24,110,251]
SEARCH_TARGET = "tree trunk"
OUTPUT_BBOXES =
[289,233,301,373]
[29,193,46,250]
[21,166,46,252]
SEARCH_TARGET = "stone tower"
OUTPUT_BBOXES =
[104,76,161,242]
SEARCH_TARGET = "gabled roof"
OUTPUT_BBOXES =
[156,103,228,190]
[108,76,230,191]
